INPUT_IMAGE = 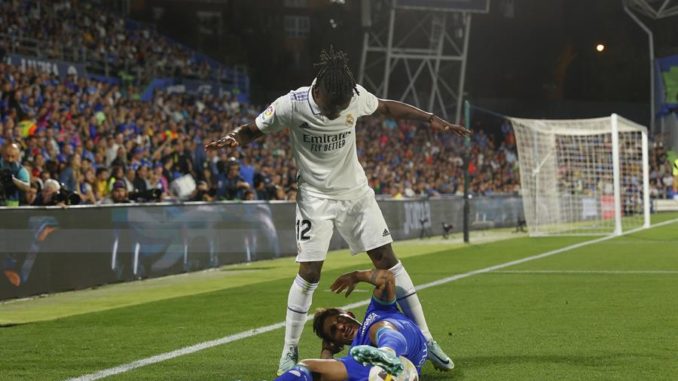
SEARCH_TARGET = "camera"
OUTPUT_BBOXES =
[129,188,162,203]
[0,168,17,201]
[53,186,82,206]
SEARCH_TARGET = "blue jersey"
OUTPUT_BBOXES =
[339,297,428,381]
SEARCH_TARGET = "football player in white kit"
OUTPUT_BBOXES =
[205,47,469,375]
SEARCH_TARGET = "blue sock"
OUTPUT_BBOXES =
[274,365,313,381]
[376,327,408,356]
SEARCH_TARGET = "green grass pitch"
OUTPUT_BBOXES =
[1,213,677,380]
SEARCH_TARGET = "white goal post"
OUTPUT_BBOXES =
[510,114,650,236]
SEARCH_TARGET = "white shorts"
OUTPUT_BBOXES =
[295,188,393,262]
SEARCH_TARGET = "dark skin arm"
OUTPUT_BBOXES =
[204,122,264,151]
[318,270,393,358]
[320,340,342,359]
[375,99,470,137]
[330,269,396,302]
[330,269,399,346]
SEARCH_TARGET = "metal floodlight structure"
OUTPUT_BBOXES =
[623,0,678,131]
[625,0,678,18]
[358,0,489,123]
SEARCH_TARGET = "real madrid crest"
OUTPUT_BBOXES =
[345,113,354,126]
[263,104,274,118]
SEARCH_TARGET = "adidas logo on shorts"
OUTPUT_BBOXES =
[382,229,390,237]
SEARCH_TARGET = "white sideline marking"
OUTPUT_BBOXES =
[493,270,678,275]
[67,218,678,381]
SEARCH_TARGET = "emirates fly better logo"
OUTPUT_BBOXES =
[303,131,351,152]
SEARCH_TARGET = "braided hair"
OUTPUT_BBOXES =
[314,46,359,103]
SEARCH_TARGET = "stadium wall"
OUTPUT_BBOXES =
[0,196,523,300]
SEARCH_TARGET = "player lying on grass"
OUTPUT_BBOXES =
[274,268,428,381]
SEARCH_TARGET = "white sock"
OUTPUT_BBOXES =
[283,274,318,351]
[389,261,432,340]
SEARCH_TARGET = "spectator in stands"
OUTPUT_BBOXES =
[25,179,40,205]
[151,162,170,197]
[198,165,216,194]
[101,179,131,204]
[254,163,275,200]
[190,180,214,202]
[133,164,150,193]
[79,168,98,205]
[168,138,193,176]
[95,167,110,201]
[59,154,81,193]
[110,146,127,169]
[238,153,256,187]
[123,165,136,192]
[105,135,120,166]
[243,189,256,201]
[217,158,250,200]
[108,165,126,193]
[0,143,30,206]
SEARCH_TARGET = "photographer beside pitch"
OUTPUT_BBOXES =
[0,143,31,206]
[31,179,65,206]
[206,46,469,375]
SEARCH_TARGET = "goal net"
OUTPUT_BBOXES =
[510,114,650,236]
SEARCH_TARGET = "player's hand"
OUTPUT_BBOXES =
[330,271,358,297]
[322,339,344,355]
[430,115,471,137]
[204,133,238,151]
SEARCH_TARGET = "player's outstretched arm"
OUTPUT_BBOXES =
[204,122,264,151]
[330,269,395,303]
[374,99,470,137]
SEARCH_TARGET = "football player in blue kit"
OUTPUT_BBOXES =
[274,267,427,381]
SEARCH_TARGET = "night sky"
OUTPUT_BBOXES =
[466,0,673,102]
[138,0,678,105]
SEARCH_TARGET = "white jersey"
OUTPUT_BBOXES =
[254,82,379,200]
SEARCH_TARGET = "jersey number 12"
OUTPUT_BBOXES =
[296,219,311,241]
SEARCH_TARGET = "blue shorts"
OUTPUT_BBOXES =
[338,355,371,381]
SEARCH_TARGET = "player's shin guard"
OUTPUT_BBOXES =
[376,327,408,356]
[274,365,313,381]
[389,261,432,340]
[284,274,318,347]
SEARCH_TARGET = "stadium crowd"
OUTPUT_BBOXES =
[650,139,678,200]
[0,60,676,208]
[0,68,675,206]
[0,0,226,83]
[0,59,528,206]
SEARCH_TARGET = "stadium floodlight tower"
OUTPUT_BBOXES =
[358,0,489,123]
[511,115,651,237]
[623,0,678,131]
